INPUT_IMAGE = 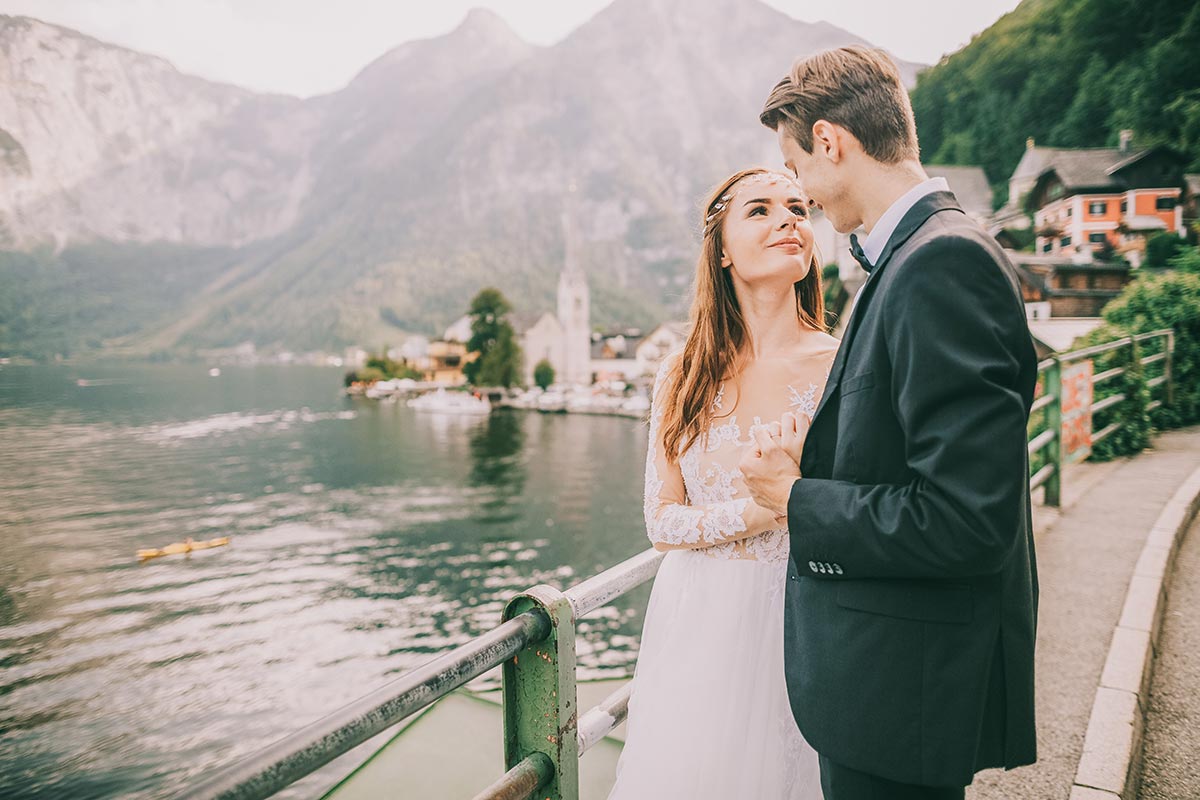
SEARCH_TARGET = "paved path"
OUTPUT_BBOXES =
[967,426,1200,800]
[1138,511,1200,800]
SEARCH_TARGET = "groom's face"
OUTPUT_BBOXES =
[777,128,855,234]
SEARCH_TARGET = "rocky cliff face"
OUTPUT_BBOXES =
[0,3,924,358]
[0,15,319,248]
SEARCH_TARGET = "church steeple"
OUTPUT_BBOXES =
[557,191,591,385]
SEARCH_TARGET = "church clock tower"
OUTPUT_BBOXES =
[557,208,591,386]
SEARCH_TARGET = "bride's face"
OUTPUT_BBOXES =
[720,174,814,287]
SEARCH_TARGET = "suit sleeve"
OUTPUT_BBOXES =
[787,236,1034,580]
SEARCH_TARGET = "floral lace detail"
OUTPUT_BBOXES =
[645,359,750,549]
[743,527,790,564]
[712,384,725,411]
[643,354,831,565]
[777,679,814,790]
[787,383,820,418]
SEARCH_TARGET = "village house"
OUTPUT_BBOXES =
[1185,173,1200,238]
[1019,132,1187,265]
[590,329,646,383]
[423,339,471,385]
[396,317,477,385]
[635,322,690,377]
[1010,252,1133,319]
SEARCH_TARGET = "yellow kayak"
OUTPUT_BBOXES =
[137,536,230,561]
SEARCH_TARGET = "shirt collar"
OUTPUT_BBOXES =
[859,177,950,265]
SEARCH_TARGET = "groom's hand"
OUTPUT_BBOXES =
[740,425,803,519]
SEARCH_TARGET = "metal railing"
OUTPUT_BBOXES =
[179,549,666,800]
[180,331,1178,800]
[1027,328,1175,506]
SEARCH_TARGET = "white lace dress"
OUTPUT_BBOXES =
[608,348,836,800]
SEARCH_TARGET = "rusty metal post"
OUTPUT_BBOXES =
[501,585,578,800]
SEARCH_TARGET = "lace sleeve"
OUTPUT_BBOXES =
[643,356,778,551]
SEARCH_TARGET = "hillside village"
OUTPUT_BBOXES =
[380,130,1197,390]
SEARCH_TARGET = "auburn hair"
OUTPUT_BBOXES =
[657,168,825,464]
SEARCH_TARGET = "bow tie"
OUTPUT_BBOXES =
[849,233,873,273]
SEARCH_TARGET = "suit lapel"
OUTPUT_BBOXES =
[808,191,965,428]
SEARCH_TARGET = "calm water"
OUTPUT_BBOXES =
[0,365,651,799]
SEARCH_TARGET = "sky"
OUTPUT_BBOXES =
[0,0,1023,97]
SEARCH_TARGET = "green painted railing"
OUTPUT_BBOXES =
[1028,328,1175,506]
[179,330,1177,800]
[179,549,665,800]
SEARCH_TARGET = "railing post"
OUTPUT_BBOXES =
[1165,329,1176,409]
[1044,357,1063,507]
[501,585,579,800]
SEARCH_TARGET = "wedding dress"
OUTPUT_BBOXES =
[608,348,836,800]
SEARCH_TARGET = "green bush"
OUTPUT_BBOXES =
[1100,271,1200,426]
[1169,245,1200,273]
[821,262,847,331]
[353,366,386,384]
[1145,232,1187,268]
[533,358,555,390]
[1068,270,1200,459]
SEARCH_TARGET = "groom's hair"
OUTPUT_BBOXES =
[760,46,919,164]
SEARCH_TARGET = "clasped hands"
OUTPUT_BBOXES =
[738,411,811,523]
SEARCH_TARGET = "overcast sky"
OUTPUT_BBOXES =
[0,0,1023,97]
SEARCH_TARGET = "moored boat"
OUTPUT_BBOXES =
[407,388,491,415]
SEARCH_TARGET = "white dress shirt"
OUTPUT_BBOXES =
[859,176,950,265]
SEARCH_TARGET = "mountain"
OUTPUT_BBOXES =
[910,0,1200,197]
[0,1,924,360]
[0,15,315,248]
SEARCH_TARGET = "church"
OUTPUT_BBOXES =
[441,212,592,387]
[512,212,592,387]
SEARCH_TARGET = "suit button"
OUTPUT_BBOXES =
[808,560,818,572]
[818,563,828,574]
[833,564,844,575]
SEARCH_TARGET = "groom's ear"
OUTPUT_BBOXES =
[812,120,844,163]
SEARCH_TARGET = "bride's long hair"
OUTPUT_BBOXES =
[657,168,825,464]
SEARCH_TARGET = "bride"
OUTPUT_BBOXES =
[608,168,838,799]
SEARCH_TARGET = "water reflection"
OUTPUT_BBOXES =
[0,366,650,799]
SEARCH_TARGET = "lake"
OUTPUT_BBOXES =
[0,365,652,799]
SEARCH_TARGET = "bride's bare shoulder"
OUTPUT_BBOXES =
[799,331,840,358]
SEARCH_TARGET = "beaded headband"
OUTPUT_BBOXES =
[702,172,805,235]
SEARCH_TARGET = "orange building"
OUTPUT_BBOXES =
[418,340,476,385]
[1025,133,1187,265]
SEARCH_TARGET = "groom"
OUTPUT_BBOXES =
[741,46,1038,799]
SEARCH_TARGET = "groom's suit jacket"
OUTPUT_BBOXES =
[784,191,1039,787]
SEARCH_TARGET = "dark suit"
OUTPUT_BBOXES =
[784,191,1039,792]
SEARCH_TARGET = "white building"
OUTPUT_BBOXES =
[557,211,591,385]
[511,212,592,386]
[635,322,690,377]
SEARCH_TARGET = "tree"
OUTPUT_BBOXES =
[909,0,1200,197]
[1146,232,1187,268]
[1050,56,1113,147]
[475,324,522,388]
[1169,246,1200,274]
[533,358,555,390]
[463,287,522,387]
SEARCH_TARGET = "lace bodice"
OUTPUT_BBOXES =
[644,344,837,563]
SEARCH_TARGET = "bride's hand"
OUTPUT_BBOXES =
[778,411,810,465]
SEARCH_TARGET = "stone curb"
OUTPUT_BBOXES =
[1070,464,1200,800]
